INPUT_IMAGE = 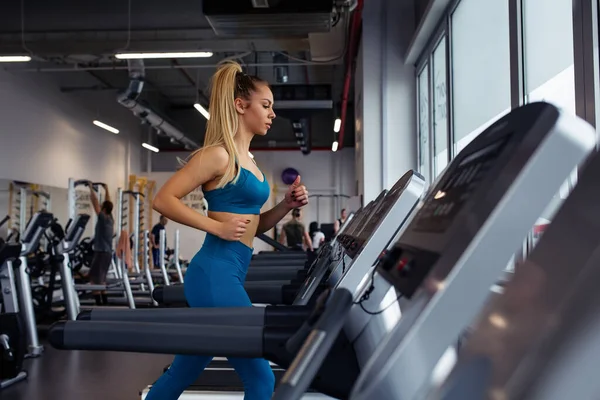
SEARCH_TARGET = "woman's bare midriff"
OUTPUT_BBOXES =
[208,211,260,249]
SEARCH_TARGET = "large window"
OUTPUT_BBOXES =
[418,65,431,181]
[451,0,511,153]
[523,0,575,114]
[523,0,576,225]
[432,37,448,177]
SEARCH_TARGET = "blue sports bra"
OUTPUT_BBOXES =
[203,163,270,215]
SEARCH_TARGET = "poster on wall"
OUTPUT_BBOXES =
[75,187,93,215]
[183,187,207,214]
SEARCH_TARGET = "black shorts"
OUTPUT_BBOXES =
[89,251,113,284]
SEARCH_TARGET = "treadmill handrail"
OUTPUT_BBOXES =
[257,233,289,252]
[273,288,354,400]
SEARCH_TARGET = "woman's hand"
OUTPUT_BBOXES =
[284,176,309,209]
[217,217,250,241]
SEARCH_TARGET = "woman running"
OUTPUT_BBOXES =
[149,60,309,400]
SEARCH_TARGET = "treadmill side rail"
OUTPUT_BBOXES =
[50,321,265,358]
[274,288,355,400]
[81,307,266,326]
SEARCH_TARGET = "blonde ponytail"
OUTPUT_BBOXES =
[180,60,268,188]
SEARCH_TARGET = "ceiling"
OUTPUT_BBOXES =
[0,0,356,151]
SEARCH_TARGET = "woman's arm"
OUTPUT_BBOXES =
[152,147,228,237]
[256,176,309,235]
[256,200,292,235]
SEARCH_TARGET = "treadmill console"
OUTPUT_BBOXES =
[344,191,387,252]
[347,173,419,258]
[339,201,373,247]
[61,214,91,252]
[22,212,54,254]
[378,128,515,298]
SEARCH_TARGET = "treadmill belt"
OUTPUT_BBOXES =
[161,360,318,393]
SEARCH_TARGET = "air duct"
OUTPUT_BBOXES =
[117,59,199,150]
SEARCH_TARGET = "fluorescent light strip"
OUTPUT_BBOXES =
[332,141,339,152]
[194,103,210,120]
[115,52,213,60]
[333,118,341,133]
[0,55,31,63]
[93,120,119,134]
[142,143,160,153]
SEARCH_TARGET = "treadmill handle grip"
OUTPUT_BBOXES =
[257,233,289,252]
[272,288,354,400]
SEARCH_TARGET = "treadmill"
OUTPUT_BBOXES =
[153,209,358,307]
[425,142,600,399]
[346,102,597,400]
[47,170,426,400]
[14,211,55,357]
[269,102,598,400]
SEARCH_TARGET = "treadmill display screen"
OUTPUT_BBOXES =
[350,191,387,244]
[378,131,514,298]
[353,172,415,252]
[414,135,510,233]
[338,206,368,245]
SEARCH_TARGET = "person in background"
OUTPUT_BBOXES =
[86,181,113,306]
[151,215,168,268]
[333,208,348,234]
[279,208,312,251]
[309,221,325,250]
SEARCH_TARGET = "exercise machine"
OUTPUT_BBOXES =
[16,211,55,357]
[266,102,597,400]
[47,169,425,399]
[426,139,600,399]
[152,211,355,307]
[344,103,596,400]
[0,241,27,389]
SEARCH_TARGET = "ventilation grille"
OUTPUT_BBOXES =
[203,0,334,37]
[206,14,331,37]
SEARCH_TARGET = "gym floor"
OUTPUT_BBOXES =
[4,337,173,400]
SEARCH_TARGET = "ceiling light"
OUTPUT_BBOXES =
[332,140,339,152]
[93,120,119,134]
[142,143,159,153]
[194,103,210,120]
[115,52,213,60]
[333,118,341,133]
[0,55,31,63]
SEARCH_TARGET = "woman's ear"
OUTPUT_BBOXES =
[234,98,246,115]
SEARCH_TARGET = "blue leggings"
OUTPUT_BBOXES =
[146,234,275,400]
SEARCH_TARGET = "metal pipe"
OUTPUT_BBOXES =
[119,256,136,309]
[132,193,141,275]
[12,61,337,73]
[17,256,43,356]
[59,253,79,321]
[143,230,158,306]
[338,0,364,150]
[19,188,26,237]
[174,230,184,284]
[159,229,170,286]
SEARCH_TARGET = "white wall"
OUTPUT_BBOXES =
[0,69,143,191]
[354,0,418,203]
[146,148,355,257]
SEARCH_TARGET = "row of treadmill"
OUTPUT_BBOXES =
[35,102,600,399]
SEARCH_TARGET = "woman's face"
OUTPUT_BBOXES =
[236,83,276,136]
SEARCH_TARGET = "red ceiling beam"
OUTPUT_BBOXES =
[338,0,364,150]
